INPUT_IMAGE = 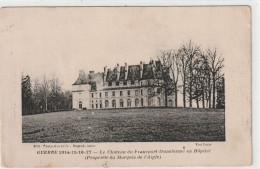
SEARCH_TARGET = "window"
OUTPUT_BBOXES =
[120,91,123,96]
[112,100,116,108]
[135,90,139,96]
[79,101,82,109]
[120,99,124,107]
[105,92,108,97]
[148,98,152,106]
[158,98,161,106]
[169,100,173,107]
[112,91,115,96]
[135,99,139,107]
[148,88,152,94]
[141,89,143,96]
[105,100,109,108]
[127,99,131,107]
[123,81,127,85]
[100,93,102,98]
[127,90,131,96]
[92,93,94,98]
[100,100,102,108]
[92,101,94,109]
[96,100,98,109]
[141,98,144,107]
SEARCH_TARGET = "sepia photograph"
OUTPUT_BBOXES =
[0,6,251,167]
[21,8,225,143]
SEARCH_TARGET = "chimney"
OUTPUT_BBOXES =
[116,63,120,81]
[79,70,85,78]
[140,61,143,79]
[150,60,155,75]
[104,66,107,82]
[125,63,128,80]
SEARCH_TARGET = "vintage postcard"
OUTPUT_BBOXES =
[0,6,251,167]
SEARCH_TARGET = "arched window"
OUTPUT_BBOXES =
[141,98,144,107]
[135,98,139,107]
[79,101,82,109]
[158,98,161,106]
[96,100,98,109]
[112,99,116,108]
[105,100,109,108]
[148,98,152,106]
[92,101,94,109]
[120,99,124,107]
[169,100,173,107]
[100,100,102,108]
[127,99,131,107]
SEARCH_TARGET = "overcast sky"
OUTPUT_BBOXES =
[5,7,247,90]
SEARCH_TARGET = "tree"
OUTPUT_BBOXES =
[42,75,49,111]
[22,75,32,115]
[50,75,62,111]
[206,48,224,108]
[32,77,44,114]
[180,40,201,108]
[169,50,181,107]
[149,52,175,107]
[216,77,225,109]
[179,49,189,108]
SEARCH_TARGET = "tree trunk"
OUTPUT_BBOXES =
[196,97,199,108]
[189,80,192,108]
[45,93,48,111]
[183,78,186,108]
[174,83,178,107]
[202,90,205,108]
[212,73,216,109]
[208,75,211,109]
[189,58,193,108]
[165,89,168,107]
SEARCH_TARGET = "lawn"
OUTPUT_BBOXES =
[22,108,225,142]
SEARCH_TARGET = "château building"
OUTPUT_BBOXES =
[72,60,174,110]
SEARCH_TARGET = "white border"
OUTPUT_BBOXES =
[0,1,259,169]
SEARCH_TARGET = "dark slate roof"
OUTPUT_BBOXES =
[143,64,154,79]
[127,65,140,81]
[119,66,126,81]
[73,72,103,85]
[73,60,164,86]
[106,68,117,83]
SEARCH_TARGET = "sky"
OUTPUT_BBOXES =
[7,7,248,91]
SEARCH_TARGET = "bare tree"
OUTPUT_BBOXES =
[206,48,224,108]
[179,49,189,108]
[180,40,201,108]
[169,50,181,107]
[148,51,175,107]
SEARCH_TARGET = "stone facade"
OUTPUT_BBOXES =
[72,60,174,110]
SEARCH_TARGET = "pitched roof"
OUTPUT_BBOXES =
[127,65,140,81]
[73,60,164,86]
[73,72,103,85]
[106,68,117,83]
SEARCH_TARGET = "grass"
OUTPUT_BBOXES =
[22,108,225,143]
